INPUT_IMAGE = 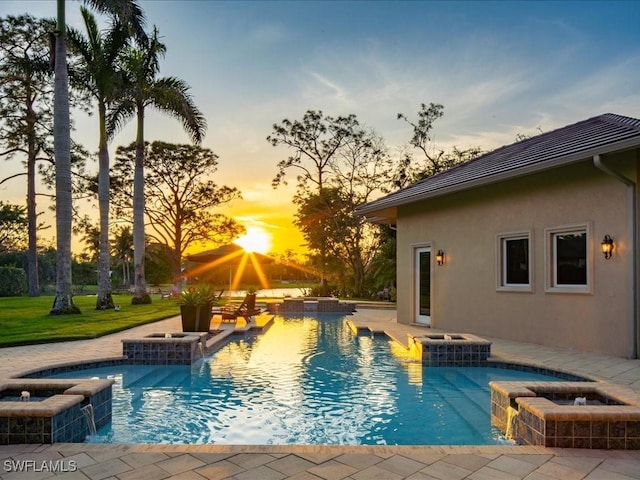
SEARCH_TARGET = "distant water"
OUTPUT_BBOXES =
[226,287,309,298]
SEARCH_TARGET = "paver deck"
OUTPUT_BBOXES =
[1,308,640,479]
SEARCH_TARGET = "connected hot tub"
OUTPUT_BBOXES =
[411,333,492,366]
[490,381,640,449]
[0,378,113,444]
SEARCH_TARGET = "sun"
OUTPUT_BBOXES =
[234,226,272,254]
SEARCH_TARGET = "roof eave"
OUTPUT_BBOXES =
[357,136,640,217]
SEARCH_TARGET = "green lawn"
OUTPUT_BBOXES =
[0,295,180,347]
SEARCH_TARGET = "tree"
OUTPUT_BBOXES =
[270,249,310,282]
[0,202,29,253]
[368,225,397,292]
[50,0,145,315]
[71,255,97,292]
[397,103,482,183]
[68,7,131,310]
[268,110,363,292]
[0,14,93,296]
[0,15,55,296]
[295,131,397,296]
[328,132,397,296]
[107,26,206,304]
[76,216,100,263]
[144,242,173,286]
[110,141,243,288]
[268,110,361,192]
[111,225,133,286]
[269,111,399,296]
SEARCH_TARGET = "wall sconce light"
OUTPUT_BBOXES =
[601,234,614,259]
[436,249,445,266]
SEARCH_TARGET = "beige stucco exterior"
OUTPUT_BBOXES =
[396,150,639,358]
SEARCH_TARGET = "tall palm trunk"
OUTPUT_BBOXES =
[96,101,114,309]
[50,0,79,314]
[132,105,149,302]
[26,88,39,297]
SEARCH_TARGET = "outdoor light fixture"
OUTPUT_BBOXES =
[436,249,445,266]
[601,234,614,259]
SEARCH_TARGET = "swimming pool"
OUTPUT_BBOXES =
[50,315,565,445]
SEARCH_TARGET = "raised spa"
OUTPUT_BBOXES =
[490,381,640,449]
[0,378,113,444]
[411,332,492,366]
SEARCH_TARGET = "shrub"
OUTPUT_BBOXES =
[309,284,339,297]
[0,266,26,297]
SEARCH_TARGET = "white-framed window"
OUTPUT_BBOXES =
[545,223,593,294]
[496,231,532,292]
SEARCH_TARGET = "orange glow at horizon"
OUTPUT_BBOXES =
[234,226,272,254]
[186,247,272,290]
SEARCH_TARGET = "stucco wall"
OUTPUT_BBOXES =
[396,152,638,357]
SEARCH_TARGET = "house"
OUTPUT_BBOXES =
[357,113,640,358]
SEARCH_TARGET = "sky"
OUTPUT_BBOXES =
[2,0,640,256]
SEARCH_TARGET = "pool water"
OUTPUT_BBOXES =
[50,315,563,445]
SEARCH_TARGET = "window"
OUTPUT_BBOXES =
[497,232,532,291]
[545,223,592,293]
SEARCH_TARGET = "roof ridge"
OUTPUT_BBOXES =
[358,112,640,217]
[599,113,640,131]
[415,113,638,186]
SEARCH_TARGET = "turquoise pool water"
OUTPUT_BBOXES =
[51,315,563,445]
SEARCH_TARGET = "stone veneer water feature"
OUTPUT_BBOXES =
[411,333,492,366]
[490,381,640,449]
[0,378,113,444]
[122,332,208,365]
[121,330,235,365]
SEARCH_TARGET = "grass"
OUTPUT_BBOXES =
[0,294,180,347]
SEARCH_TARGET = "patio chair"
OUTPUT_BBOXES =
[213,292,261,323]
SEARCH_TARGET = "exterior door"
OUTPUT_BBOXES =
[415,247,431,325]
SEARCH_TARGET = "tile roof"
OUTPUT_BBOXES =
[357,113,640,218]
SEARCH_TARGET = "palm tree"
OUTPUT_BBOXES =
[112,225,133,286]
[108,26,206,304]
[68,7,131,310]
[50,0,145,315]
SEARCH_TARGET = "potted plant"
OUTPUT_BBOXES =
[178,285,217,332]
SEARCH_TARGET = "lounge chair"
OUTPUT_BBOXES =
[213,292,261,323]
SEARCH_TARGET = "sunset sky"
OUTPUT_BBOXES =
[2,1,639,257]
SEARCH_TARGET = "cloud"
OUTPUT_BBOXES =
[546,54,640,115]
[307,71,349,104]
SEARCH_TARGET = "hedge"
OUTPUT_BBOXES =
[0,266,26,297]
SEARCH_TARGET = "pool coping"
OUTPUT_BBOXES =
[13,320,592,384]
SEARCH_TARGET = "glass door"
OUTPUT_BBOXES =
[415,247,431,325]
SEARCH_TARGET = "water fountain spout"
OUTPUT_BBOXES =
[505,406,519,440]
[80,404,97,436]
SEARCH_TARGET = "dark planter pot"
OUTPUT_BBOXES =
[180,305,197,331]
[180,304,212,332]
[196,302,212,332]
